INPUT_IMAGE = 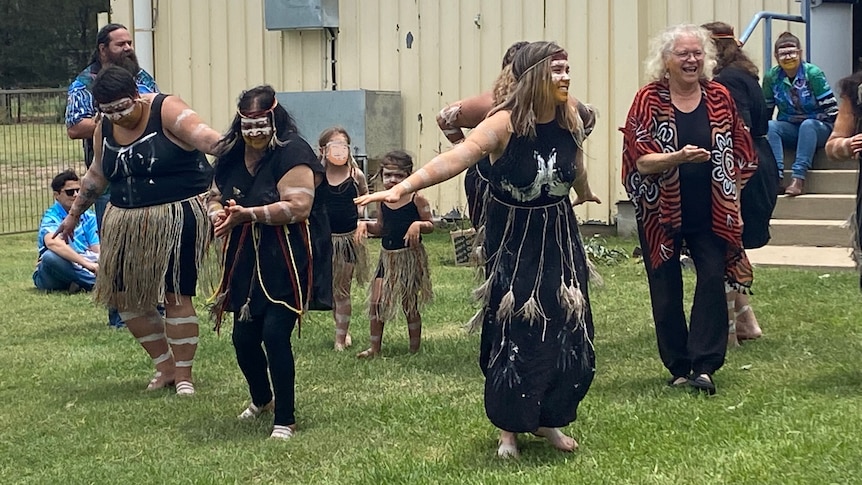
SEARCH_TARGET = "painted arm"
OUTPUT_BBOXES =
[161,96,222,155]
[356,110,510,206]
[572,150,601,206]
[214,165,315,237]
[404,193,434,247]
[436,91,496,144]
[825,96,862,160]
[55,125,110,241]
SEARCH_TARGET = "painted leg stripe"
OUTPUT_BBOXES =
[174,360,194,368]
[152,351,172,365]
[167,336,199,346]
[119,311,144,321]
[136,332,166,344]
[165,316,199,326]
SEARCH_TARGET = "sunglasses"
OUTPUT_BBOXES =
[62,188,80,196]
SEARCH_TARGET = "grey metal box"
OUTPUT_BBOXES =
[276,90,403,161]
[264,0,339,30]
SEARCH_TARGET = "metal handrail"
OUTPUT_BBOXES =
[738,0,811,73]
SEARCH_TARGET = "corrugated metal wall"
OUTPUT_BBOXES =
[110,0,804,223]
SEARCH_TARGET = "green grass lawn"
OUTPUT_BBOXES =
[2,231,861,484]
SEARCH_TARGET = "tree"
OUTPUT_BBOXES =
[0,0,109,88]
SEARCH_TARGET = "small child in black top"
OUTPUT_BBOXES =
[318,127,369,351]
[355,150,434,357]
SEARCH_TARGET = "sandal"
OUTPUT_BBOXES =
[689,373,716,395]
[270,424,296,440]
[667,375,690,387]
[175,380,195,396]
[238,399,274,420]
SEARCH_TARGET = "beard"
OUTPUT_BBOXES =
[107,51,141,75]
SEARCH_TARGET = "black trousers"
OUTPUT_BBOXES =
[232,303,298,426]
[638,225,729,377]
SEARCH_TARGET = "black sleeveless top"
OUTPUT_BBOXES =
[327,170,360,234]
[487,121,578,207]
[101,94,212,208]
[380,195,421,250]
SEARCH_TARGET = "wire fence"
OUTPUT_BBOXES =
[0,89,86,234]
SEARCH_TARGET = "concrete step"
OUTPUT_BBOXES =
[748,245,855,272]
[772,194,855,220]
[768,219,851,247]
[781,169,857,194]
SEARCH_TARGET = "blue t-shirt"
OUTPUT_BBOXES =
[37,202,99,257]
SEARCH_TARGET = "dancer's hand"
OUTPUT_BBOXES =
[676,145,710,163]
[573,192,602,206]
[851,133,862,155]
[404,221,422,247]
[213,199,251,237]
[53,214,80,242]
[354,187,402,206]
[354,221,368,244]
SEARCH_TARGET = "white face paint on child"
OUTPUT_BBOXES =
[324,134,350,166]
[550,59,570,104]
[382,166,408,189]
[241,116,273,149]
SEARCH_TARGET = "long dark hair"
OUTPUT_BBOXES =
[89,23,127,67]
[702,21,759,79]
[837,70,862,120]
[214,85,300,164]
[216,85,298,150]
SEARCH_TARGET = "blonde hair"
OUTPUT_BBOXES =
[489,41,584,143]
[643,24,717,82]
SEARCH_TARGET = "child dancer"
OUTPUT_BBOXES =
[355,150,434,357]
[318,127,370,351]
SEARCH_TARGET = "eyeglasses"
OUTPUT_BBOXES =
[63,188,80,196]
[777,49,799,60]
[672,50,704,60]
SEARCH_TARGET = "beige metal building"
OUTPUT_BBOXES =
[108,0,804,225]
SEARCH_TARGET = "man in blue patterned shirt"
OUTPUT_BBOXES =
[65,23,159,328]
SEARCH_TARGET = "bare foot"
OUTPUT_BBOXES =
[497,430,519,458]
[728,331,740,348]
[534,427,578,452]
[335,333,354,351]
[736,305,762,340]
[146,371,175,391]
[356,348,379,359]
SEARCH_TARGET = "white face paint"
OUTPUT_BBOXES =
[99,97,136,121]
[550,59,570,104]
[240,116,273,138]
[325,136,350,166]
[382,167,408,189]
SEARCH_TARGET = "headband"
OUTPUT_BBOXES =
[238,97,278,119]
[516,50,568,80]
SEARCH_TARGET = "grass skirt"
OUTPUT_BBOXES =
[94,196,210,310]
[332,230,369,298]
[372,246,433,321]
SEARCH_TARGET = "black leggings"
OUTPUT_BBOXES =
[232,303,298,426]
